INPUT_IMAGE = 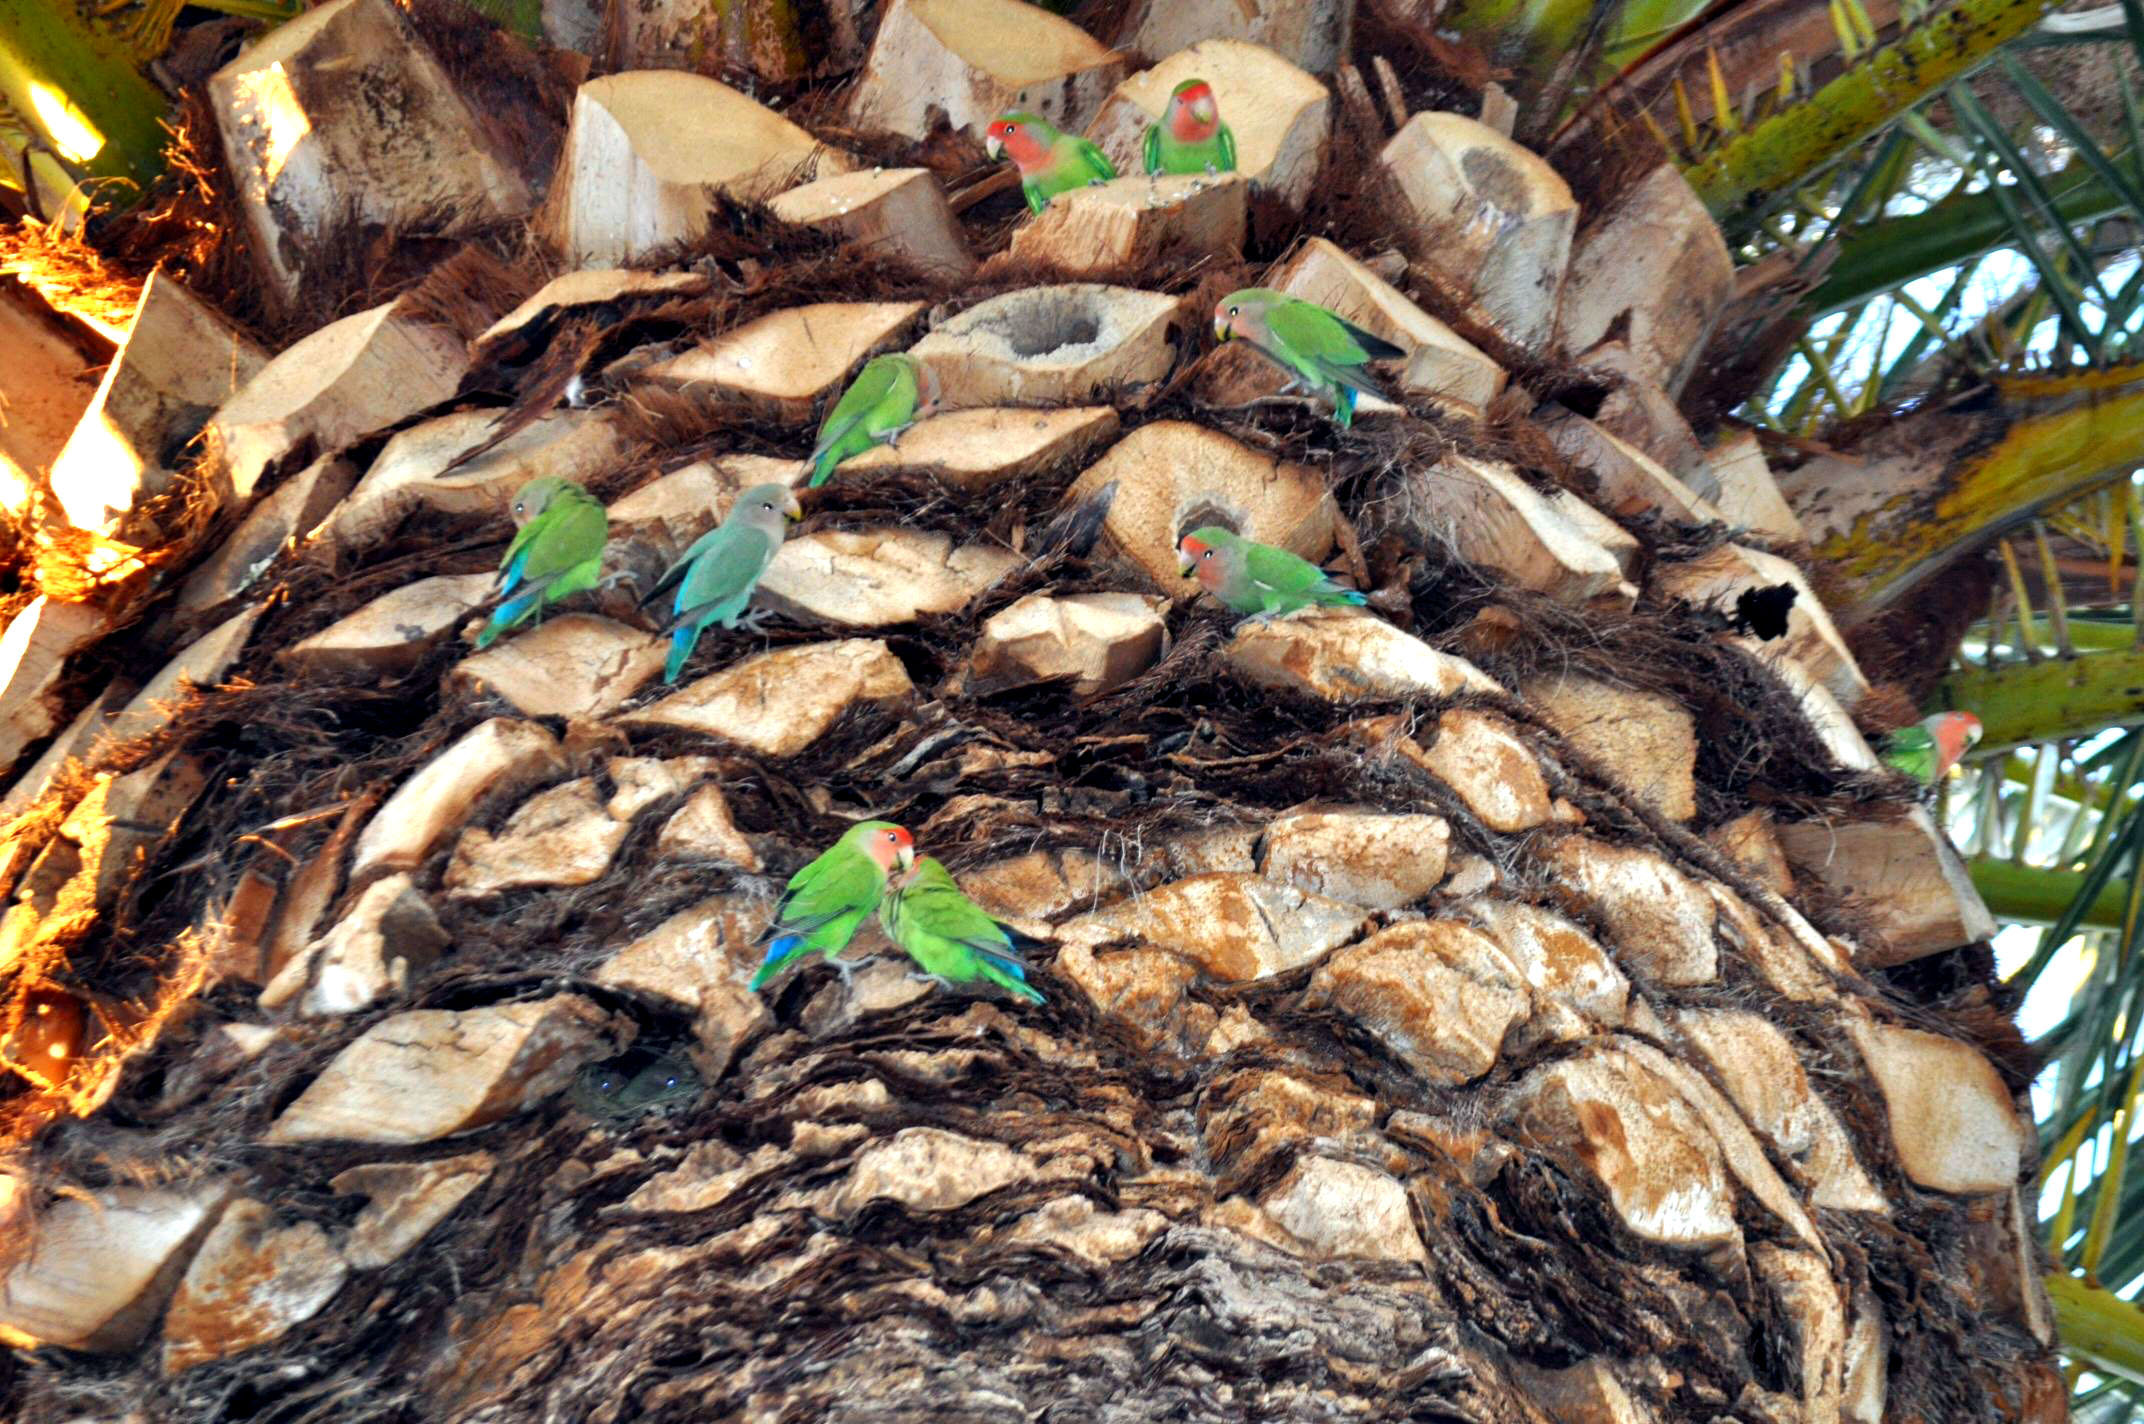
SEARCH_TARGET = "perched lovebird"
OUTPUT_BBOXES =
[808,353,940,487]
[1883,711,1984,784]
[749,821,915,990]
[1213,288,1406,429]
[880,856,1044,1004]
[985,111,1117,214]
[1178,525,1368,619]
[1144,78,1236,176]
[640,482,801,682]
[475,477,607,649]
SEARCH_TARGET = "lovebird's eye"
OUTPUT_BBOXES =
[762,501,774,511]
[1202,550,1214,560]
[1227,306,1238,317]
[1006,123,1018,133]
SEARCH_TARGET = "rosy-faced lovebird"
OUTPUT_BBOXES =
[749,821,915,990]
[476,476,608,649]
[880,856,1044,1004]
[1213,287,1406,429]
[1883,711,1983,784]
[808,353,940,487]
[1144,79,1236,176]
[985,111,1117,214]
[1179,525,1368,619]
[641,482,801,682]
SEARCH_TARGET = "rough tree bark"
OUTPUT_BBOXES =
[0,3,2059,1423]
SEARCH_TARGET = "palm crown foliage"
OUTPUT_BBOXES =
[7,0,2144,1408]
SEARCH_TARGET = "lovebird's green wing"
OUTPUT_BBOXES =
[1071,135,1117,183]
[1268,301,1405,391]
[1882,727,1936,783]
[1239,540,1364,612]
[810,356,908,486]
[749,841,885,988]
[1217,124,1237,171]
[1142,122,1162,175]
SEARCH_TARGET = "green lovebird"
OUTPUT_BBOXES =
[1178,525,1368,618]
[1213,287,1406,429]
[808,353,940,487]
[476,477,608,649]
[1883,710,1983,784]
[880,856,1045,1004]
[640,482,801,682]
[985,111,1117,214]
[1144,78,1236,176]
[749,821,915,990]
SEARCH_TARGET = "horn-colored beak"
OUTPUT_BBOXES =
[782,493,803,522]
[895,843,915,873]
[985,135,1005,160]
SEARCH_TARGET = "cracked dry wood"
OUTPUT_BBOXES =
[848,0,1124,141]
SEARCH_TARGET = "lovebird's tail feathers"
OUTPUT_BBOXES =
[747,934,806,991]
[476,589,540,649]
[665,625,698,682]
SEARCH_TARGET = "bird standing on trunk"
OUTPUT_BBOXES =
[986,111,1117,214]
[1178,526,1368,619]
[476,476,608,649]
[1213,288,1406,428]
[1144,79,1236,176]
[880,856,1045,1004]
[640,482,800,681]
[808,353,940,487]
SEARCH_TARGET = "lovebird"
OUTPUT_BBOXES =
[1178,525,1368,618]
[1144,79,1236,176]
[1883,711,1984,784]
[1213,288,1407,429]
[640,482,801,681]
[985,111,1116,214]
[749,820,915,990]
[880,856,1045,1004]
[808,353,940,487]
[476,476,607,648]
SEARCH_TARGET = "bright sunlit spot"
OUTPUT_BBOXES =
[27,82,105,165]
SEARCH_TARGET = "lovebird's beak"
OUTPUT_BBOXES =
[985,136,1005,160]
[782,494,803,522]
[896,844,915,873]
[1178,555,1196,578]
[1213,318,1230,342]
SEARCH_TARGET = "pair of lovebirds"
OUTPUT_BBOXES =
[748,822,1044,1004]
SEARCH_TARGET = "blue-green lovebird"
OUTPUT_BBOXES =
[1178,526,1368,618]
[749,821,915,990]
[476,476,608,648]
[640,482,801,681]
[879,856,1045,1004]
[1213,287,1406,429]
[985,112,1117,214]
[808,353,940,487]
[1143,79,1236,176]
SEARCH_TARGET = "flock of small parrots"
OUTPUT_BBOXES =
[473,83,1981,1009]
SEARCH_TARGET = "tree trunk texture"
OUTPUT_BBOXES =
[0,2,2062,1422]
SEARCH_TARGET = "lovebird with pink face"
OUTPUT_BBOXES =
[749,821,914,990]
[1144,78,1236,176]
[1883,711,1984,785]
[1213,288,1405,429]
[985,111,1116,214]
[1179,525,1367,619]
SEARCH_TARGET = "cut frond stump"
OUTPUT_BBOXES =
[1115,0,1355,74]
[207,300,469,505]
[1707,429,1806,543]
[1554,164,1733,398]
[1398,456,1625,606]
[178,457,355,616]
[620,640,914,756]
[1265,238,1505,413]
[0,1183,236,1353]
[842,406,1121,490]
[1775,807,1997,968]
[969,592,1168,697]
[1066,420,1336,595]
[1228,611,1501,703]
[910,286,1178,408]
[1654,545,1871,709]
[448,616,667,720]
[1846,1019,2025,1194]
[0,597,110,780]
[759,530,1021,626]
[350,718,566,880]
[208,0,532,300]
[1378,112,1579,351]
[768,168,974,282]
[847,0,1124,141]
[1539,409,1723,524]
[48,274,267,537]
[282,574,494,676]
[1007,174,1248,276]
[546,71,856,267]
[1086,40,1331,209]
[649,302,927,421]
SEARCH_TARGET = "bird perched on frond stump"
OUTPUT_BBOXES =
[1214,288,1405,429]
[986,111,1117,214]
[1179,526,1368,619]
